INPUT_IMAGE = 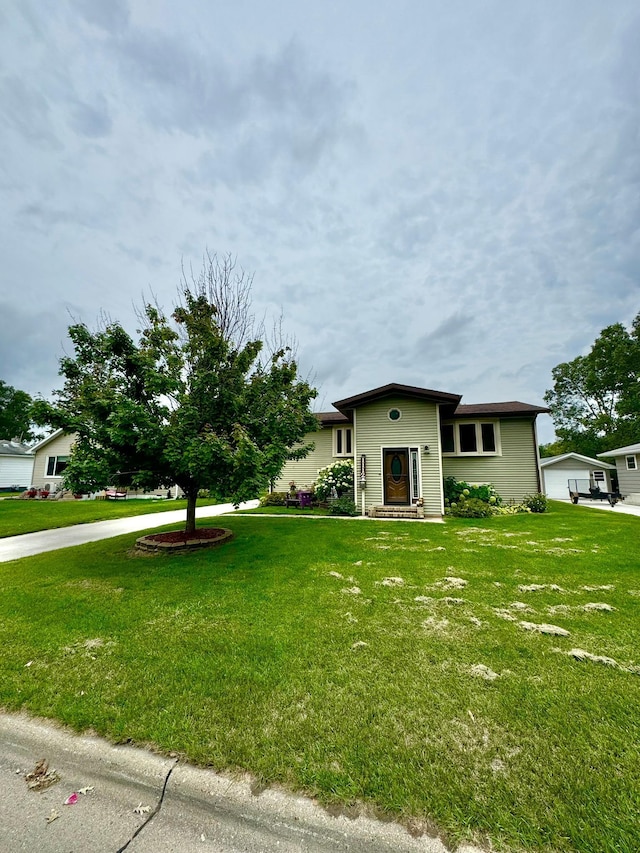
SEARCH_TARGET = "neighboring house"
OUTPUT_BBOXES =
[30,429,182,498]
[30,429,76,492]
[275,383,549,517]
[597,443,640,503]
[540,453,615,500]
[0,439,34,490]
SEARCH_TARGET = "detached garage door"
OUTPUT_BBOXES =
[543,468,589,500]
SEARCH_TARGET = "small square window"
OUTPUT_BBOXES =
[47,455,69,476]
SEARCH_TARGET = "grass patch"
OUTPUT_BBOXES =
[0,498,219,538]
[0,502,638,852]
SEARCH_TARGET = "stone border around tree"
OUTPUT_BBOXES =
[135,528,234,554]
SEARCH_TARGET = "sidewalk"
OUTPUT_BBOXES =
[0,501,260,563]
[0,713,482,853]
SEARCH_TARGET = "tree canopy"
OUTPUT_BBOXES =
[542,312,640,457]
[33,255,318,533]
[0,380,40,443]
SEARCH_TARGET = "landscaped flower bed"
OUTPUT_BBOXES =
[135,527,233,553]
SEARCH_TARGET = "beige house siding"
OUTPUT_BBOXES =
[353,397,442,515]
[32,433,76,491]
[273,427,336,492]
[442,418,539,502]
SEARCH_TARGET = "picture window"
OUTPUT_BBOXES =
[440,421,500,456]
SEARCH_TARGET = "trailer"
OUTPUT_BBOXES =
[568,479,622,506]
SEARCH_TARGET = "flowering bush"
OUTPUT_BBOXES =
[443,477,502,507]
[314,459,354,501]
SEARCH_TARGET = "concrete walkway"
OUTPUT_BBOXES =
[0,501,260,563]
[0,713,483,853]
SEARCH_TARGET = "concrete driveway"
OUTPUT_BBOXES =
[555,498,640,516]
[0,501,260,563]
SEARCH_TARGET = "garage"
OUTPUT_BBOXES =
[540,453,615,500]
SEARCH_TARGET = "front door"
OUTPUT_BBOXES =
[383,449,410,505]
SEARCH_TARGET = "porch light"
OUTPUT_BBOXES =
[423,445,430,454]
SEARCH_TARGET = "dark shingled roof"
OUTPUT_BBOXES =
[315,411,351,425]
[334,383,462,413]
[453,401,550,417]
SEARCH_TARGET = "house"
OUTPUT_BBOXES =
[30,429,181,498]
[274,383,549,517]
[30,429,76,492]
[0,439,34,490]
[597,443,640,505]
[539,453,615,500]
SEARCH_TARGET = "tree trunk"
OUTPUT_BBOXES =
[185,488,198,535]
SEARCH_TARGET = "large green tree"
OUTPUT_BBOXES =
[33,255,318,533]
[0,380,40,443]
[543,312,640,457]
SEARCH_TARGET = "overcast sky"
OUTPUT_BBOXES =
[1,0,639,443]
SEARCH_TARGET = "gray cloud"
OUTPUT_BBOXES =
[1,0,639,451]
[68,96,112,138]
[71,0,130,35]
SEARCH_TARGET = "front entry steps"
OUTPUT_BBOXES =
[368,505,425,520]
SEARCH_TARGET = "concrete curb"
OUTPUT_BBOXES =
[0,713,486,852]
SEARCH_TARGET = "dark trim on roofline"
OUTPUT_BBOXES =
[452,402,550,418]
[333,383,462,414]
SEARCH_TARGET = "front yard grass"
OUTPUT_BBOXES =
[0,497,219,538]
[0,502,638,852]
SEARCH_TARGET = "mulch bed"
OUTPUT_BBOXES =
[135,527,233,553]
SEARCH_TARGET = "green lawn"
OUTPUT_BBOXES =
[0,502,638,852]
[0,497,219,538]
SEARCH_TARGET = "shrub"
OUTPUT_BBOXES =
[314,459,354,502]
[446,497,494,518]
[443,477,501,507]
[260,491,288,506]
[492,504,531,515]
[329,497,359,516]
[522,493,548,513]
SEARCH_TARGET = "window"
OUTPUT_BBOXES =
[459,423,477,453]
[441,423,455,453]
[440,421,500,456]
[626,455,637,471]
[388,408,402,421]
[334,427,353,457]
[46,455,69,477]
[410,448,420,502]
